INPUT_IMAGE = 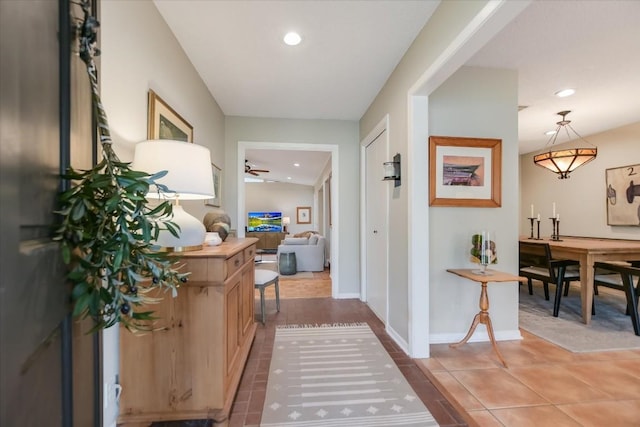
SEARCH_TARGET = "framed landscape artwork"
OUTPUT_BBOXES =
[605,163,640,226]
[205,163,222,207]
[428,136,502,208]
[297,206,311,224]
[147,89,193,142]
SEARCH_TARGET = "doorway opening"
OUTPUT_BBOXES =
[238,141,339,297]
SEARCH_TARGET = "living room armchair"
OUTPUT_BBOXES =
[276,234,326,272]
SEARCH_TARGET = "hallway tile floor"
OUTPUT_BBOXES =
[230,297,468,426]
[236,270,640,426]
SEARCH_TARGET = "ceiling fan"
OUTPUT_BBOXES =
[245,159,270,176]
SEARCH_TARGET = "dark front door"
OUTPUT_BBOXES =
[0,1,99,426]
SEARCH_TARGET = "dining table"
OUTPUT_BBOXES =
[519,236,640,324]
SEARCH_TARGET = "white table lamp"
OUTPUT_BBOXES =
[133,139,215,251]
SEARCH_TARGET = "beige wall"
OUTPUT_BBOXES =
[101,0,226,227]
[225,116,360,296]
[358,0,524,348]
[521,121,640,238]
[100,1,226,425]
[428,66,520,338]
[360,0,490,345]
[245,182,315,236]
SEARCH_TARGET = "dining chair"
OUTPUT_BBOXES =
[593,261,640,335]
[518,241,581,317]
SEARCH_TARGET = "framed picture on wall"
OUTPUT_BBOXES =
[297,206,311,224]
[205,163,222,207]
[147,89,193,142]
[428,136,502,208]
[605,163,640,226]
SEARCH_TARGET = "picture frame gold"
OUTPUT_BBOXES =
[147,89,193,142]
[205,163,222,208]
[297,206,311,224]
[429,136,502,208]
[605,163,640,226]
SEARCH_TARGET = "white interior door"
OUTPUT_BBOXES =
[365,130,389,323]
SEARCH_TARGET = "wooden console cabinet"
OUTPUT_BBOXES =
[118,238,258,426]
[245,231,286,251]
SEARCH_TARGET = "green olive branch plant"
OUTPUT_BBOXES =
[53,0,188,332]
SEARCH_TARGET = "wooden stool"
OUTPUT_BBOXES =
[255,269,280,324]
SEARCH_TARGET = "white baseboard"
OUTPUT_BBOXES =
[336,292,361,299]
[386,324,409,354]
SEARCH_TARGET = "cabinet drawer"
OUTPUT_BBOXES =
[243,245,256,261]
[226,251,244,278]
[182,258,208,282]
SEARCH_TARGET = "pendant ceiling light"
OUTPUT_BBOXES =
[533,110,597,179]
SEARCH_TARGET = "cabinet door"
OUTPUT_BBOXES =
[225,275,241,382]
[240,262,255,337]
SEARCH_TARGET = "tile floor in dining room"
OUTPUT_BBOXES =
[235,269,640,427]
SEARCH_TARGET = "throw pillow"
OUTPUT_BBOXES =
[293,230,319,238]
[283,237,309,245]
[308,234,319,245]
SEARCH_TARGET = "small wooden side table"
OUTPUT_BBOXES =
[446,268,526,368]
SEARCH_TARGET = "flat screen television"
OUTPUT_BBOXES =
[247,211,283,232]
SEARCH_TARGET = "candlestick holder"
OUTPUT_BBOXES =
[536,219,541,240]
[549,218,562,241]
[527,217,535,239]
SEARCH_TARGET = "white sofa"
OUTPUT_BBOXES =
[276,234,326,272]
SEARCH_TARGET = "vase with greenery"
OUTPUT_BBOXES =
[53,1,187,332]
[470,231,497,275]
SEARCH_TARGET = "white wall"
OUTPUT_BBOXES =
[225,116,360,296]
[428,66,520,340]
[100,1,226,425]
[245,182,315,236]
[521,121,640,239]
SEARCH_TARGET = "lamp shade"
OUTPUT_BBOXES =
[533,148,597,179]
[132,139,215,252]
[532,111,597,179]
[132,139,215,199]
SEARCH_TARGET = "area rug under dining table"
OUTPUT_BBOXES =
[260,323,438,426]
[519,282,640,353]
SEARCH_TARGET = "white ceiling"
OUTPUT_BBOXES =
[244,149,331,186]
[155,0,640,184]
[466,0,640,154]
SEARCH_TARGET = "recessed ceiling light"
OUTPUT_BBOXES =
[287,176,292,180]
[283,32,301,46]
[293,163,300,167]
[545,130,557,136]
[555,88,575,98]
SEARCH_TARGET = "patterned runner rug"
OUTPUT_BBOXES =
[260,323,438,426]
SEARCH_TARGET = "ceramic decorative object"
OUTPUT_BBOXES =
[203,211,231,241]
[205,232,222,246]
